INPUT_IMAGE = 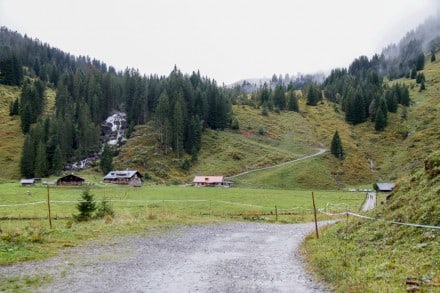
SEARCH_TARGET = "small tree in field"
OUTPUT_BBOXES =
[74,188,97,221]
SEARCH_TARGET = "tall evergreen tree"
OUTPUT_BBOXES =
[272,85,286,110]
[100,144,113,175]
[51,145,64,175]
[330,130,344,160]
[431,51,436,62]
[385,91,398,113]
[20,135,35,178]
[34,141,48,178]
[172,95,185,158]
[286,90,299,112]
[259,83,270,106]
[375,107,387,131]
[305,84,322,106]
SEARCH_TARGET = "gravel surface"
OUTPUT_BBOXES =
[0,222,333,292]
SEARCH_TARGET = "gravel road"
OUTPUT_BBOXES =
[0,222,333,292]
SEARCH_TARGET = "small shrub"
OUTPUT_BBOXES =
[96,197,115,219]
[231,117,240,130]
[258,125,266,135]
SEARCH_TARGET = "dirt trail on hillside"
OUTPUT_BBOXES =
[227,148,327,179]
[0,222,333,292]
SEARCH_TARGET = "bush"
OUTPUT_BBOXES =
[96,197,115,219]
[258,125,266,135]
[231,117,240,130]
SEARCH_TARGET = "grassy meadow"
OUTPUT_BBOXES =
[0,181,365,265]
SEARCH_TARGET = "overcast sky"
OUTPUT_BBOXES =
[0,0,439,84]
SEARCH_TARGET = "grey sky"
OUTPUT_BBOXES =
[0,0,438,84]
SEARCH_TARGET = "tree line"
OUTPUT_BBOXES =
[0,27,231,178]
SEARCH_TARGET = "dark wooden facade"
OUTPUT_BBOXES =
[56,174,85,186]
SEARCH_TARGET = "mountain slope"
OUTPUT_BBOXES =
[0,85,23,180]
[303,55,440,291]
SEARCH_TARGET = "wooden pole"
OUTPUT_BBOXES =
[275,205,278,222]
[312,192,319,239]
[47,184,52,229]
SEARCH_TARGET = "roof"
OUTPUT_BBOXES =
[193,176,224,184]
[57,174,85,181]
[20,179,35,184]
[104,170,142,180]
[376,182,395,191]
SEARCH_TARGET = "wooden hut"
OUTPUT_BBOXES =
[56,174,85,186]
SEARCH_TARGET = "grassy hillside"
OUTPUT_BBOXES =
[0,85,23,180]
[115,105,322,185]
[303,56,440,291]
[0,83,56,181]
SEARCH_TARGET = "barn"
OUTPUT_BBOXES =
[192,175,233,187]
[376,182,395,192]
[20,178,35,186]
[103,170,143,185]
[56,174,85,186]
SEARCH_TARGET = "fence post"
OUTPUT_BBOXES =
[275,205,278,222]
[47,184,52,229]
[312,192,319,239]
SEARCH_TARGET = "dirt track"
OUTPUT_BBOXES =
[0,222,332,292]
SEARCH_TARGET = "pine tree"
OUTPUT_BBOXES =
[385,91,398,113]
[20,135,35,178]
[259,83,270,106]
[375,107,386,131]
[273,85,286,110]
[34,141,48,178]
[330,131,344,160]
[51,145,64,175]
[74,188,97,221]
[287,90,299,112]
[173,95,185,158]
[100,144,113,175]
[431,51,436,63]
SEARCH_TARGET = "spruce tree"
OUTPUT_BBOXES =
[330,131,344,160]
[287,90,299,112]
[51,145,64,175]
[34,141,48,178]
[431,51,436,63]
[74,188,97,222]
[20,135,35,178]
[375,107,387,131]
[100,144,113,175]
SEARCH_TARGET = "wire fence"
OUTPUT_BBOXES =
[1,198,438,230]
[0,198,357,221]
[318,210,440,230]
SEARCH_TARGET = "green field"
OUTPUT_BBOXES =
[0,183,365,265]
